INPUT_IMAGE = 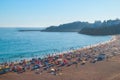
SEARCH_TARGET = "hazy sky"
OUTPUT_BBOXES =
[0,0,120,27]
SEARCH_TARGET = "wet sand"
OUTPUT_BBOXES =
[1,35,120,80]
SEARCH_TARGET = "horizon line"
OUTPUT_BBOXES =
[0,18,119,28]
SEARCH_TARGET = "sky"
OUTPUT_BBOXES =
[0,0,120,27]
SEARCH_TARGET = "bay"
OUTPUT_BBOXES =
[0,28,111,63]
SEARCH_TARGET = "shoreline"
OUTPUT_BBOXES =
[1,35,120,80]
[0,35,116,65]
[60,35,116,55]
[79,36,116,50]
[0,36,116,64]
[0,35,112,64]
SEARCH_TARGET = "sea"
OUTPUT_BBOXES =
[0,28,111,63]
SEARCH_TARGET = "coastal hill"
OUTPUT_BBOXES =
[79,23,120,35]
[41,19,120,35]
[79,19,120,35]
[41,21,90,32]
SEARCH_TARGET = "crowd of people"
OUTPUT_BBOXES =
[0,48,107,75]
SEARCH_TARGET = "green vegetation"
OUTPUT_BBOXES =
[42,19,120,35]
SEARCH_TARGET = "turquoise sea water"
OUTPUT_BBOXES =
[0,28,111,63]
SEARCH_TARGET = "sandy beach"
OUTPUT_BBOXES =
[0,35,120,80]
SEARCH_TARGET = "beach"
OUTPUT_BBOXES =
[0,35,120,80]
